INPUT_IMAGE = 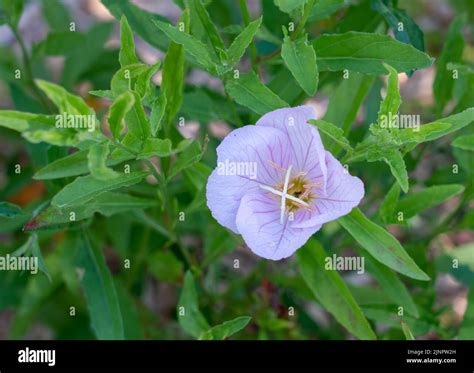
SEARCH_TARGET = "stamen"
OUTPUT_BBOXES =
[268,160,286,172]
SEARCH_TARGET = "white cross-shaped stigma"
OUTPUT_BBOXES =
[259,165,309,224]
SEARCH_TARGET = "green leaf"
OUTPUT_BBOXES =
[41,0,71,31]
[308,119,353,152]
[433,14,466,114]
[324,72,374,135]
[401,320,416,340]
[274,0,307,13]
[371,0,425,53]
[101,0,171,51]
[34,32,86,57]
[138,138,173,159]
[0,202,22,217]
[225,71,289,115]
[367,146,409,193]
[378,182,400,224]
[109,91,135,139]
[124,91,151,140]
[309,0,347,21]
[119,15,139,67]
[0,111,55,132]
[51,171,148,208]
[0,0,23,27]
[420,108,474,142]
[87,142,119,180]
[297,240,377,340]
[313,31,433,74]
[153,18,215,72]
[281,32,318,96]
[200,316,252,340]
[148,251,183,283]
[452,134,474,151]
[177,271,210,338]
[34,149,132,180]
[396,184,465,220]
[36,79,94,116]
[168,140,206,180]
[225,17,262,68]
[338,208,430,281]
[377,63,401,127]
[25,192,158,230]
[115,281,144,339]
[188,0,225,61]
[75,234,124,340]
[11,234,51,280]
[161,10,188,129]
[364,254,418,317]
[381,148,408,193]
[150,95,167,136]
[111,64,148,96]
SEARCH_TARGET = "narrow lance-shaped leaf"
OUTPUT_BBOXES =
[396,184,465,220]
[433,14,466,114]
[297,240,377,340]
[323,72,375,135]
[371,0,425,54]
[367,145,409,193]
[161,10,188,130]
[189,0,225,61]
[177,271,210,338]
[378,182,400,224]
[25,192,158,230]
[150,95,167,137]
[377,63,401,127]
[87,142,119,180]
[338,208,430,281]
[200,316,252,340]
[364,253,418,317]
[225,17,262,69]
[137,138,173,159]
[452,134,474,151]
[313,31,433,74]
[119,15,139,67]
[75,234,124,340]
[401,320,416,340]
[420,108,474,142]
[101,0,171,51]
[51,171,149,208]
[225,71,289,115]
[34,149,133,180]
[36,79,94,116]
[153,17,215,72]
[308,119,353,153]
[109,91,135,139]
[125,91,151,141]
[281,30,318,96]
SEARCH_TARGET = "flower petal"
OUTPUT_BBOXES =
[236,191,322,260]
[293,151,364,229]
[206,125,292,233]
[256,105,327,192]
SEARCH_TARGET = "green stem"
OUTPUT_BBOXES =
[224,87,242,126]
[292,0,315,40]
[239,0,258,73]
